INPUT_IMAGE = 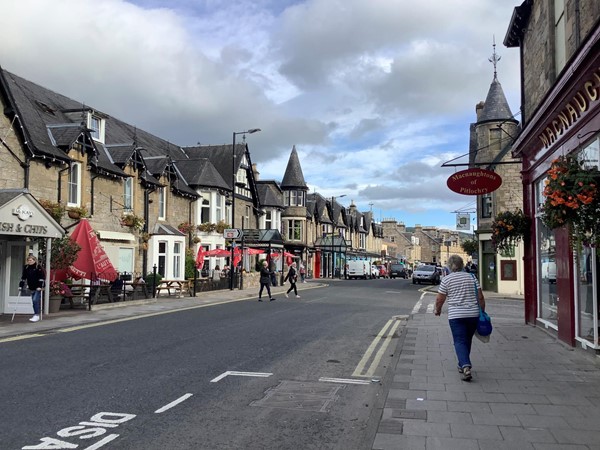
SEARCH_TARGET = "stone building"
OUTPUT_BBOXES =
[471,44,523,295]
[504,0,600,348]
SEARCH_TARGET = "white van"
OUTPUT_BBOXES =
[346,260,369,279]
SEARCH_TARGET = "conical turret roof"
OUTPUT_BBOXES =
[281,145,308,190]
[478,76,514,124]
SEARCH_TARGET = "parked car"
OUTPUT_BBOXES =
[389,264,407,279]
[377,265,388,278]
[371,265,380,279]
[412,264,440,285]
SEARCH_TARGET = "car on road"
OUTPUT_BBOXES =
[412,264,440,285]
[389,264,407,279]
[377,265,388,278]
[371,265,380,279]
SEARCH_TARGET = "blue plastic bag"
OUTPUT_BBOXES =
[477,310,493,336]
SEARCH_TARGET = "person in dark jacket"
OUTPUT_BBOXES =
[284,262,300,298]
[258,261,274,302]
[20,255,45,322]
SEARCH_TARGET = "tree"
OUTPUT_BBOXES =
[461,239,478,257]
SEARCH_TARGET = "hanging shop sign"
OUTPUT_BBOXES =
[447,169,502,195]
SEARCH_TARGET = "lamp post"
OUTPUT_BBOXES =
[330,194,346,278]
[230,128,261,290]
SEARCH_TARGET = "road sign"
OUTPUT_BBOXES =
[223,228,241,239]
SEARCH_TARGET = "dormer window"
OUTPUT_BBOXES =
[88,113,105,143]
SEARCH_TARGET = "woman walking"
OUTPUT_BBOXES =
[434,255,485,381]
[284,262,300,298]
[258,261,274,301]
[20,255,45,323]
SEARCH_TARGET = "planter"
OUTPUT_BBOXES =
[49,295,63,313]
[68,210,81,220]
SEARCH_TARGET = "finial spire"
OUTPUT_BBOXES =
[488,35,501,80]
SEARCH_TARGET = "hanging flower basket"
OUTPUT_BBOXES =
[541,154,600,246]
[491,209,530,253]
[39,199,66,224]
[120,213,144,231]
[178,221,196,235]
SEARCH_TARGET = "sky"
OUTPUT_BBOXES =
[0,0,522,231]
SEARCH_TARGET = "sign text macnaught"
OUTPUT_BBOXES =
[447,168,502,196]
[538,67,600,149]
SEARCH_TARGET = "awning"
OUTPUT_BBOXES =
[97,230,136,242]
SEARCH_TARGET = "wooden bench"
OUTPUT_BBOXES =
[155,280,190,298]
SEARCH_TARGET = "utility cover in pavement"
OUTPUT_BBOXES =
[250,380,343,413]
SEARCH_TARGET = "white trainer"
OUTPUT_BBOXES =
[284,293,289,298]
[296,295,301,298]
[29,315,40,322]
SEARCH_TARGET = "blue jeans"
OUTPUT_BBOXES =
[31,289,41,315]
[449,317,479,369]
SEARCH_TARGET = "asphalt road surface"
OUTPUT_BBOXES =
[2,278,424,450]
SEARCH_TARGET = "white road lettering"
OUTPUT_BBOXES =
[155,393,193,413]
[22,412,135,450]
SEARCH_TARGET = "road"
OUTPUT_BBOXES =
[1,278,426,450]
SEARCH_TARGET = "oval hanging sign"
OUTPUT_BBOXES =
[447,168,502,195]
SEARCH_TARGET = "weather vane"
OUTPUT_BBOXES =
[489,35,501,80]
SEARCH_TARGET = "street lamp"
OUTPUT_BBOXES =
[330,194,346,278]
[230,128,261,290]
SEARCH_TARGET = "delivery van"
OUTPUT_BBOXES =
[346,260,369,279]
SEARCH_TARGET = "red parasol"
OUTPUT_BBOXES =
[195,246,206,269]
[67,219,118,282]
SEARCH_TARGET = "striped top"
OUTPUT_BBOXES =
[438,271,480,319]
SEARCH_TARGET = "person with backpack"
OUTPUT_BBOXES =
[20,255,45,322]
[284,262,300,298]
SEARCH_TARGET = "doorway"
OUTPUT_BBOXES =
[2,241,33,314]
[481,240,497,292]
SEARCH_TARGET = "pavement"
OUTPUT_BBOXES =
[3,282,600,449]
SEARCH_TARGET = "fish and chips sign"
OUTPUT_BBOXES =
[447,168,502,196]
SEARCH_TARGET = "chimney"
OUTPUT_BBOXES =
[252,163,259,181]
[475,101,485,122]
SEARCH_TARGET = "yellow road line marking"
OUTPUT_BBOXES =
[352,319,394,377]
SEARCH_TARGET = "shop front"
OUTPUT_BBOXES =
[514,29,600,348]
[0,189,64,315]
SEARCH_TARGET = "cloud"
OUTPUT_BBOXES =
[0,0,521,229]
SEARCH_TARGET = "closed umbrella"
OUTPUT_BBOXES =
[68,219,118,282]
[195,246,205,269]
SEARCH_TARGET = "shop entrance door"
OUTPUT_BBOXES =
[3,242,33,314]
[481,240,497,292]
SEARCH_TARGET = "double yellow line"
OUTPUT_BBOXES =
[352,317,405,378]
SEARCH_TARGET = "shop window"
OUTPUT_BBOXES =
[537,217,557,328]
[173,242,181,279]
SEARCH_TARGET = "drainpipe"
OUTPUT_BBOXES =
[142,188,150,276]
[90,175,99,216]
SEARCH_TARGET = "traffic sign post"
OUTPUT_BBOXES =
[223,228,241,240]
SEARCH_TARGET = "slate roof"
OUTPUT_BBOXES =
[478,77,515,124]
[183,144,242,190]
[256,181,284,208]
[174,159,230,191]
[281,145,308,190]
[307,193,331,224]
